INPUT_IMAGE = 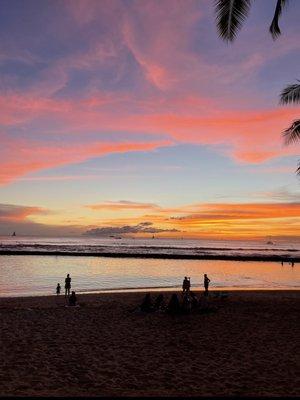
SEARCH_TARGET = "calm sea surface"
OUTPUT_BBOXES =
[0,236,299,297]
[0,241,299,297]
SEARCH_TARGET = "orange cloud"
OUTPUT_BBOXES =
[2,200,299,239]
[80,201,300,239]
[0,204,48,221]
[163,203,300,238]
[166,202,300,221]
[86,200,161,212]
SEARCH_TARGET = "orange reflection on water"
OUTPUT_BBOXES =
[0,256,298,297]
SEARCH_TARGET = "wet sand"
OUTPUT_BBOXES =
[0,290,299,397]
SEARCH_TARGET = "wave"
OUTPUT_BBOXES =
[0,236,299,261]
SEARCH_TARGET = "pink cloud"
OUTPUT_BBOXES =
[1,91,299,184]
[0,135,170,184]
[1,0,299,184]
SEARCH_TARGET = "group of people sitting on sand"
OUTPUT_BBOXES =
[56,274,77,306]
[135,274,214,315]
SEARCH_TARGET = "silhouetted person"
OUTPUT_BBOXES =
[56,283,61,295]
[182,293,191,314]
[167,294,181,315]
[187,277,191,292]
[281,260,284,266]
[69,291,77,306]
[65,274,71,297]
[291,260,295,267]
[204,274,210,296]
[182,276,191,293]
[153,294,165,311]
[140,293,154,312]
[190,291,198,310]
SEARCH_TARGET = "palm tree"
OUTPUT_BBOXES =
[214,0,299,174]
[215,0,288,42]
[280,82,300,146]
[280,82,300,174]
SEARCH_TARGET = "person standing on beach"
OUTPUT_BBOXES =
[182,277,191,293]
[56,283,61,295]
[204,274,210,296]
[65,274,71,297]
[187,277,191,293]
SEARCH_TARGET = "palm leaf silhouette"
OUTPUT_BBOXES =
[215,0,251,42]
[283,119,300,145]
[280,81,300,104]
[281,85,300,177]
[214,0,298,175]
[269,0,289,40]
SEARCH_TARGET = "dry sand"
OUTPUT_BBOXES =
[0,290,299,397]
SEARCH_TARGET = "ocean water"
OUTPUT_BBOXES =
[0,256,299,297]
[0,236,299,297]
[0,236,299,258]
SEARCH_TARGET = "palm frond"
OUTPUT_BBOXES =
[283,119,300,145]
[280,81,300,104]
[269,0,288,40]
[297,160,300,176]
[215,0,252,42]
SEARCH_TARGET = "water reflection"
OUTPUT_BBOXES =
[0,256,298,297]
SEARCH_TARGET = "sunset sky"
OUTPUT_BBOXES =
[0,0,299,239]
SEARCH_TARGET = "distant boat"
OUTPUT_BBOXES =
[12,232,16,237]
[152,235,155,239]
[266,236,275,245]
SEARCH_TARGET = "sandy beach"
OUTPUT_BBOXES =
[0,290,299,397]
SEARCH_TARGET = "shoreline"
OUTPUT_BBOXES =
[1,287,299,297]
[0,288,299,304]
[1,290,299,396]
[0,249,299,262]
[1,287,299,300]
